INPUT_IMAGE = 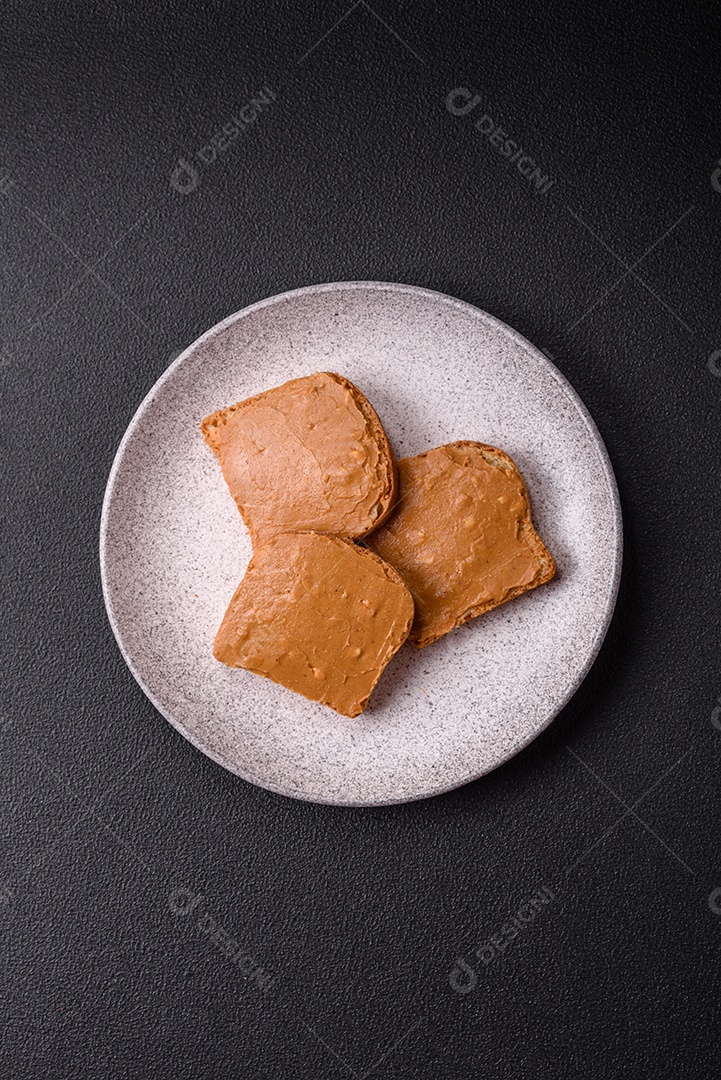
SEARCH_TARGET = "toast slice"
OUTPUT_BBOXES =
[202,372,397,546]
[213,531,414,718]
[365,441,555,647]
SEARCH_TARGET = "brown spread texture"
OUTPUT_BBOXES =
[213,531,414,718]
[366,441,555,647]
[201,372,397,546]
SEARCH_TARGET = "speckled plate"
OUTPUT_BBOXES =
[100,282,622,805]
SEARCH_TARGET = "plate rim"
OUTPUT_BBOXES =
[99,280,623,806]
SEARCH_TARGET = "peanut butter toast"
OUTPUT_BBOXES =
[214,531,414,717]
[202,373,397,546]
[365,441,555,647]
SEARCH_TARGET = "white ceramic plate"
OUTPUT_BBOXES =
[100,282,622,805]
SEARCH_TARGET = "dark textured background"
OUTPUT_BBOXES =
[2,2,721,1076]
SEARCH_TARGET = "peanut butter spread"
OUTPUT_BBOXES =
[202,373,396,546]
[366,441,555,647]
[214,531,414,718]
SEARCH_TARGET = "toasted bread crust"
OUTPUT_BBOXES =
[328,374,398,534]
